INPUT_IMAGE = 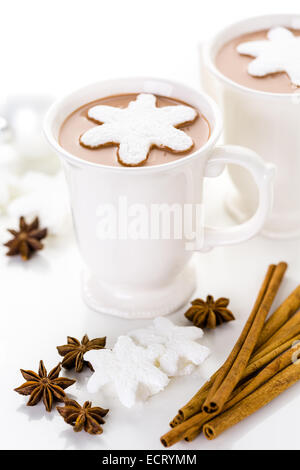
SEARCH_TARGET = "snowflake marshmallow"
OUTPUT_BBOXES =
[80,93,197,166]
[129,317,210,377]
[86,336,169,408]
[237,27,300,86]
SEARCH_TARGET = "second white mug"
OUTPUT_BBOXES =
[201,14,300,239]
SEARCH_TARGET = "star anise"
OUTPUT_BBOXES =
[57,334,106,372]
[185,295,235,329]
[57,399,109,435]
[14,360,76,412]
[4,216,47,261]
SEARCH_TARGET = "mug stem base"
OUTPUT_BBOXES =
[81,263,197,319]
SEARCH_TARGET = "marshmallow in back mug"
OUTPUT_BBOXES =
[201,14,300,239]
[44,78,274,319]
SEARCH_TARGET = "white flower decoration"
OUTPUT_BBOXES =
[3,95,60,174]
[80,93,197,166]
[237,27,300,86]
[7,171,71,235]
[0,170,19,215]
[0,143,21,215]
[129,317,210,377]
[86,336,169,408]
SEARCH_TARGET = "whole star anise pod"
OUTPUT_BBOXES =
[14,360,76,412]
[185,295,235,329]
[57,334,106,372]
[57,399,109,435]
[4,216,47,261]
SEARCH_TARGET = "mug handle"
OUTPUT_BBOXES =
[201,145,275,251]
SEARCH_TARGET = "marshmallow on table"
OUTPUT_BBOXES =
[86,336,169,408]
[129,317,210,377]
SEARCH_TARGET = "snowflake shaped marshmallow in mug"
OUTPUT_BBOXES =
[79,93,198,166]
[237,27,300,86]
[85,336,169,408]
[129,317,210,376]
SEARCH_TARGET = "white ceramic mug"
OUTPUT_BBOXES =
[201,14,300,239]
[44,78,274,319]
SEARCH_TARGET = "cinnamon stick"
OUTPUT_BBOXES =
[175,328,300,441]
[244,333,300,378]
[254,285,300,350]
[186,333,300,442]
[171,264,277,424]
[203,359,300,440]
[254,309,300,359]
[184,428,201,442]
[171,373,216,425]
[161,341,300,447]
[169,415,183,428]
[203,262,287,414]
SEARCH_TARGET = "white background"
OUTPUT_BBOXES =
[1,0,300,451]
[1,0,300,97]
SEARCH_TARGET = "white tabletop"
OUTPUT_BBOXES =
[1,170,300,451]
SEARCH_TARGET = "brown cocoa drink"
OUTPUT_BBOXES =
[216,28,300,94]
[59,94,210,167]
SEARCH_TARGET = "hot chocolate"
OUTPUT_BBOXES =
[216,27,300,93]
[59,94,210,167]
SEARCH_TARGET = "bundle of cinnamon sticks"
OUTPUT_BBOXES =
[161,262,300,446]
